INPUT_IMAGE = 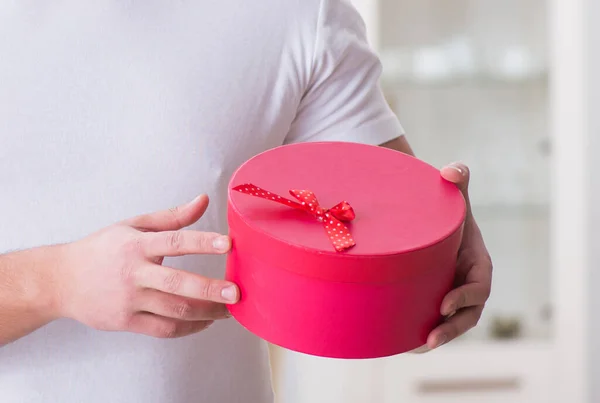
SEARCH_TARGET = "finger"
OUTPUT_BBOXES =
[128,312,214,339]
[134,264,240,303]
[135,289,231,321]
[141,230,231,257]
[125,194,210,232]
[427,306,484,349]
[440,282,491,316]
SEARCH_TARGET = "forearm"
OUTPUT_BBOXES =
[380,135,415,156]
[0,246,62,346]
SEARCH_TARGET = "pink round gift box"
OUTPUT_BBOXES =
[225,141,466,359]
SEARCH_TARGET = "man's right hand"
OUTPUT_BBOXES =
[50,194,238,339]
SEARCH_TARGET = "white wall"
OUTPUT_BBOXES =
[549,0,590,402]
[587,0,600,401]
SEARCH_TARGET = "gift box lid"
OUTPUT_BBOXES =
[227,141,466,283]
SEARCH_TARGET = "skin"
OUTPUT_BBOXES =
[0,194,238,346]
[0,136,492,352]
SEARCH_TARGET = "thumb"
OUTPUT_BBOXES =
[440,162,471,210]
[440,162,470,192]
[125,194,210,232]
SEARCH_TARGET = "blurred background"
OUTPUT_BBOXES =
[269,0,595,402]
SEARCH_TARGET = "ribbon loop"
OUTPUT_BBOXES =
[328,201,356,222]
[233,183,356,252]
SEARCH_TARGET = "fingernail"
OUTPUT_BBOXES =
[448,164,464,175]
[433,335,448,349]
[409,345,431,354]
[185,195,205,209]
[221,285,238,302]
[445,304,457,316]
[213,236,230,251]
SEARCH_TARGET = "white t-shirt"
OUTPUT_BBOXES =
[0,1,404,402]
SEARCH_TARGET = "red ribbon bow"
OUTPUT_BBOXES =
[232,183,356,252]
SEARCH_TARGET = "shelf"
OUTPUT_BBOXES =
[455,202,552,344]
[381,71,548,89]
[413,338,553,357]
[379,44,548,89]
[448,320,552,345]
[471,203,549,216]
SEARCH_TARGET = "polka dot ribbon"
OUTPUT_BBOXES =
[232,183,356,252]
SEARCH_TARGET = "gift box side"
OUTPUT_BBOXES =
[225,227,458,359]
[227,200,464,284]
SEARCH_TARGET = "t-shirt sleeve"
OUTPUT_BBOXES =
[284,0,405,146]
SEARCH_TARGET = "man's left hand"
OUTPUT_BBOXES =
[424,162,493,350]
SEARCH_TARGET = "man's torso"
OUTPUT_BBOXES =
[0,1,322,402]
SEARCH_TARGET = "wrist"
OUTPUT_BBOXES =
[9,245,67,323]
[40,244,70,321]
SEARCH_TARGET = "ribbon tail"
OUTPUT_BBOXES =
[232,183,305,210]
[321,214,356,252]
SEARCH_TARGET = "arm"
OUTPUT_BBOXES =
[380,136,415,156]
[0,195,239,347]
[0,246,62,345]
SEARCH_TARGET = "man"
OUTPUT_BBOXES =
[0,1,492,402]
